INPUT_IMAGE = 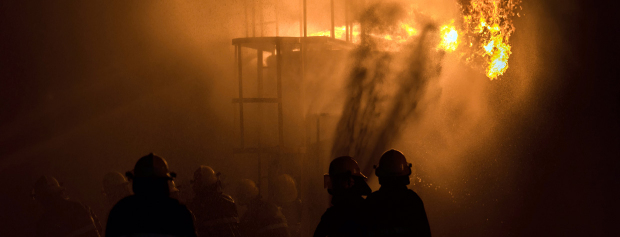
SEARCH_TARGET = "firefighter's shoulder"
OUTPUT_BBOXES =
[114,194,136,205]
[405,189,424,203]
[319,206,339,221]
[109,195,140,213]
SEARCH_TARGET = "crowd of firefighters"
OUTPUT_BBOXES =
[32,149,430,237]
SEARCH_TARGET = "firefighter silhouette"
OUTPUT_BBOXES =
[314,156,371,237]
[270,174,302,237]
[101,172,132,228]
[105,153,197,237]
[33,175,103,237]
[365,149,431,237]
[188,165,243,237]
[236,179,290,237]
[102,172,132,207]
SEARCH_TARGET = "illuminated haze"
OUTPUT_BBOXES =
[1,0,616,236]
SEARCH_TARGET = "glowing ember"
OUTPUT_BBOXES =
[438,21,459,52]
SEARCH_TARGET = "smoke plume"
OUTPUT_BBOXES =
[331,2,445,174]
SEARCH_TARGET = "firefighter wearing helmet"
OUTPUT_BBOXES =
[187,166,243,237]
[235,179,290,237]
[365,149,431,237]
[105,153,197,237]
[314,156,371,237]
[270,174,302,237]
[33,175,103,237]
[101,172,132,229]
[102,172,132,206]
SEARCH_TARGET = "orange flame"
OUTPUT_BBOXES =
[309,22,419,45]
[309,26,352,40]
[438,21,460,52]
[308,0,521,79]
[463,0,521,80]
[309,14,454,52]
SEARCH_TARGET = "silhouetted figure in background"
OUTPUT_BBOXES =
[188,166,243,237]
[101,171,132,229]
[366,149,431,237]
[102,172,133,207]
[105,153,197,237]
[236,179,290,237]
[270,174,302,237]
[314,156,372,237]
[33,175,102,237]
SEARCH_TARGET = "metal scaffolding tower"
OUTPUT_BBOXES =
[231,1,359,237]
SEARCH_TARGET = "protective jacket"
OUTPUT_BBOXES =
[364,187,431,237]
[239,197,290,237]
[36,199,102,237]
[313,194,367,237]
[280,199,302,237]
[105,195,197,237]
[188,191,242,237]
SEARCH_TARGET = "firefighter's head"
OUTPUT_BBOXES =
[102,172,132,204]
[235,179,259,205]
[32,175,67,206]
[270,174,298,205]
[191,166,221,195]
[325,156,371,196]
[374,149,413,187]
[125,153,177,197]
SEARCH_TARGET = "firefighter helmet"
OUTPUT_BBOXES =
[192,165,219,188]
[127,153,176,179]
[328,156,367,178]
[32,175,64,199]
[235,179,259,204]
[374,149,412,177]
[271,174,297,204]
[103,172,129,192]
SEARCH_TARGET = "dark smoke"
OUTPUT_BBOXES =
[331,3,444,174]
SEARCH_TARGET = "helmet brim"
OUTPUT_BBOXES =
[354,172,368,179]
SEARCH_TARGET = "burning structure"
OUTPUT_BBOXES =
[230,0,521,235]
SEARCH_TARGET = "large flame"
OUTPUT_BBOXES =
[309,23,419,45]
[309,25,361,43]
[309,9,452,52]
[462,0,521,80]
[309,26,352,40]
[308,0,520,79]
[309,5,422,47]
